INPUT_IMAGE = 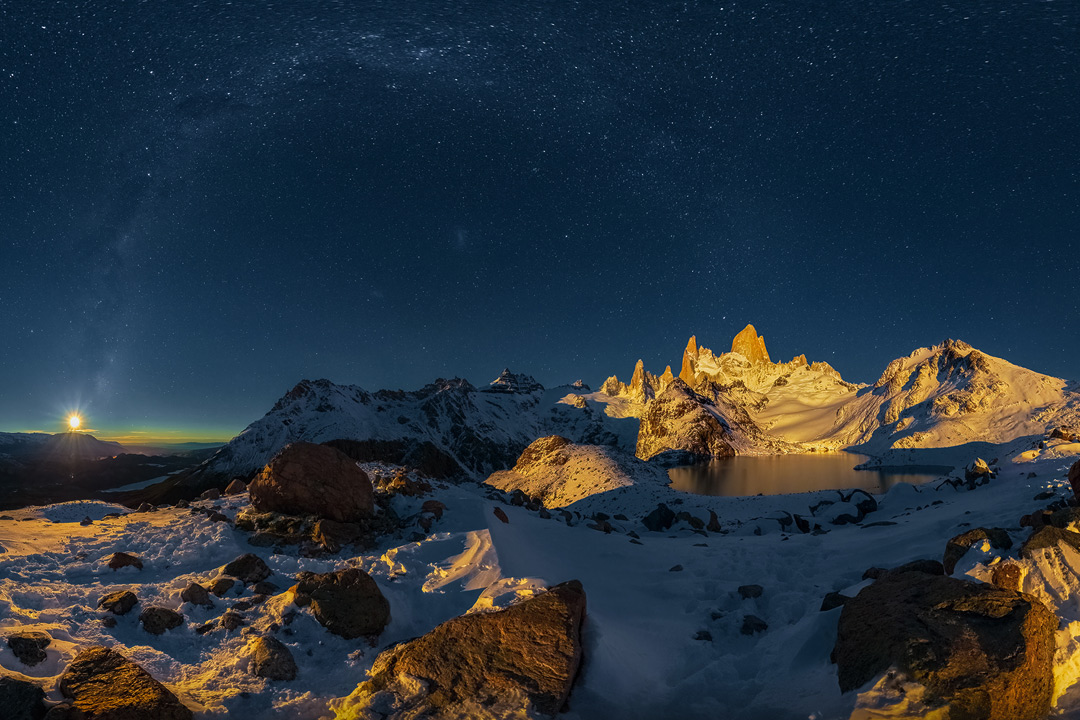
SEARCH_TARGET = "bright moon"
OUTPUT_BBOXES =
[68,415,80,430]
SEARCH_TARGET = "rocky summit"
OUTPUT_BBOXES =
[730,323,771,364]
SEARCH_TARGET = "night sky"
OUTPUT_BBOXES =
[2,1,1078,441]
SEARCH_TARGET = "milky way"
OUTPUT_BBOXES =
[2,1,1078,437]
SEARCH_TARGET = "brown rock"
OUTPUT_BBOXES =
[311,519,363,553]
[139,606,184,635]
[180,582,213,608]
[350,580,585,718]
[293,568,390,639]
[7,631,51,667]
[385,472,432,498]
[832,571,1054,720]
[942,527,1013,574]
[107,552,143,571]
[209,577,236,597]
[421,499,446,520]
[59,646,193,719]
[250,636,297,681]
[249,442,374,522]
[220,611,246,631]
[224,478,247,495]
[493,507,510,524]
[991,563,1022,591]
[198,487,221,501]
[98,590,138,615]
[222,553,272,585]
[1070,460,1080,500]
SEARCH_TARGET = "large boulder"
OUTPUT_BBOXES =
[341,580,585,718]
[7,631,51,667]
[250,636,297,681]
[293,568,390,639]
[635,380,735,461]
[249,442,374,523]
[58,646,193,719]
[0,676,46,720]
[832,570,1054,720]
[223,553,272,585]
[1070,459,1080,500]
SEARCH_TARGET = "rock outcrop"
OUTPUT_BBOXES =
[832,569,1054,720]
[249,442,374,523]
[0,676,46,720]
[730,324,770,364]
[58,646,193,719]
[487,436,668,508]
[293,568,390,639]
[635,380,736,461]
[942,527,1012,575]
[340,580,585,718]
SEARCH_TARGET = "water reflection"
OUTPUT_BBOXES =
[667,453,943,497]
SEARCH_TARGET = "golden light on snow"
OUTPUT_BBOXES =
[68,415,81,430]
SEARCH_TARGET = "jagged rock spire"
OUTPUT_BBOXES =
[731,324,770,364]
[679,336,698,384]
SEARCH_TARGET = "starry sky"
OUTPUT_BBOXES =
[2,1,1078,441]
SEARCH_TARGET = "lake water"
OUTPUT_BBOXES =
[667,453,945,497]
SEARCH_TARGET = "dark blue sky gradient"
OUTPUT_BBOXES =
[1,1,1078,439]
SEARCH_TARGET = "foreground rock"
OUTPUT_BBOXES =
[942,527,1012,575]
[0,676,46,720]
[7,630,51,666]
[139,606,184,635]
[342,580,585,718]
[832,569,1054,720]
[223,553,272,585]
[249,442,374,522]
[250,636,297,681]
[98,589,138,615]
[293,568,390,639]
[1071,459,1080,499]
[58,646,193,719]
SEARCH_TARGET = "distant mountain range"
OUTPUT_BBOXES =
[180,325,1080,490]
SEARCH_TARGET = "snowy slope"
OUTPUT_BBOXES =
[195,376,633,482]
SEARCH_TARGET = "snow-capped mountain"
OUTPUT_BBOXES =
[193,374,635,483]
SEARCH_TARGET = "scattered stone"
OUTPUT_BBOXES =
[707,510,722,533]
[224,478,247,495]
[943,527,1013,574]
[7,631,51,667]
[820,592,848,612]
[210,577,237,597]
[842,489,878,516]
[101,616,117,628]
[206,510,230,523]
[312,519,363,553]
[251,636,297,681]
[98,590,138,615]
[1070,460,1080,500]
[136,502,154,513]
[493,507,510,524]
[347,580,584,718]
[991,563,1023,591]
[1034,490,1055,501]
[1051,426,1080,442]
[386,472,432,498]
[737,584,763,600]
[588,519,613,533]
[198,488,221,501]
[249,442,374,522]
[421,499,446,520]
[79,516,92,526]
[669,564,683,572]
[643,503,676,532]
[741,615,768,635]
[693,630,713,642]
[964,458,993,486]
[253,581,279,596]
[864,559,944,580]
[221,611,246,631]
[175,498,190,509]
[293,568,390,639]
[180,582,213,608]
[538,508,552,520]
[59,646,193,719]
[0,676,47,720]
[107,552,143,571]
[223,553,272,585]
[139,607,184,635]
[832,570,1054,720]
